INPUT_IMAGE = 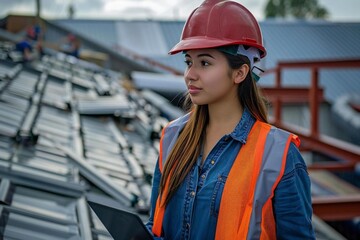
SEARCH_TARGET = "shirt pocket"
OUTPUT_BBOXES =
[210,174,227,217]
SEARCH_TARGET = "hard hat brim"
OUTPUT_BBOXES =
[168,37,266,58]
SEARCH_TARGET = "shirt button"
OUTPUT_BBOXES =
[190,191,195,197]
[210,160,215,165]
[201,174,206,179]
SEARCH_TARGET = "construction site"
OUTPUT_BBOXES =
[0,1,359,239]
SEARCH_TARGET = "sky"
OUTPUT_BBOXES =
[1,0,360,22]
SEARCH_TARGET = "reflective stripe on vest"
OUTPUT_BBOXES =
[153,114,190,236]
[159,113,190,172]
[153,119,299,239]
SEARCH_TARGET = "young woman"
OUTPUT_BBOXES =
[146,0,315,239]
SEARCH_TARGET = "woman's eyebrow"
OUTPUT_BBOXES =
[184,53,215,59]
[197,53,215,59]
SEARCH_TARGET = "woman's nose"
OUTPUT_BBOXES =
[184,65,199,83]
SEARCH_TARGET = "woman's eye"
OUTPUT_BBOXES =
[201,60,210,66]
[184,60,192,66]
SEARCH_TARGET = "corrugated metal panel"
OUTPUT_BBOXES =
[320,69,360,101]
[261,21,360,68]
[54,19,172,57]
[52,19,360,63]
[158,21,184,51]
[54,20,185,70]
[115,21,169,56]
[53,20,118,50]
[53,19,360,102]
[46,21,158,73]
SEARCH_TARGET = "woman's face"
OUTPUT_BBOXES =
[184,49,239,106]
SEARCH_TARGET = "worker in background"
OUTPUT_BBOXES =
[60,34,81,58]
[146,0,315,239]
[15,26,40,62]
[15,37,32,62]
[26,24,42,42]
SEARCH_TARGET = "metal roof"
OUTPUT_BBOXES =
[261,21,360,67]
[0,44,179,238]
[53,19,360,103]
[51,20,118,51]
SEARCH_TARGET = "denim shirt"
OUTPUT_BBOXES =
[146,109,315,239]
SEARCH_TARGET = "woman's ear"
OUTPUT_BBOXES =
[233,64,250,84]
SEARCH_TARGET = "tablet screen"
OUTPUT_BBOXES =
[87,194,154,240]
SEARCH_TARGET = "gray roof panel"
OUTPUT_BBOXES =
[260,21,360,68]
[115,21,169,56]
[53,20,118,50]
[53,19,360,102]
[158,21,184,51]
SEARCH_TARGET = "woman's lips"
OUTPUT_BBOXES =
[188,85,202,94]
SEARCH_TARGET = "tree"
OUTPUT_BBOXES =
[265,0,329,19]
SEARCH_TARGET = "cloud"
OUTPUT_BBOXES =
[0,0,35,16]
[1,0,360,21]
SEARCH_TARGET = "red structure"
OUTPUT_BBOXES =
[262,59,360,220]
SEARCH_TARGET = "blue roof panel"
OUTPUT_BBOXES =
[53,19,360,102]
[261,21,360,68]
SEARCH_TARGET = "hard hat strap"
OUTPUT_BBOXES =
[251,66,264,82]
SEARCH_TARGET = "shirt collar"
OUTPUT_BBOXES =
[229,108,256,144]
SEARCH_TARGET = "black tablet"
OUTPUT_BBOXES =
[87,193,154,240]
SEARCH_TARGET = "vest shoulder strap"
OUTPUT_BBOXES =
[153,114,189,236]
[159,113,190,172]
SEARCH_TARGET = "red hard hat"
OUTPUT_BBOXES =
[169,0,266,58]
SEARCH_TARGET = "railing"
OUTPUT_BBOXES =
[262,58,360,170]
[263,59,360,221]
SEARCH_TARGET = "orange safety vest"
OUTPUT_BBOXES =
[153,116,300,239]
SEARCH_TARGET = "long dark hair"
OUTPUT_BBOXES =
[159,50,268,206]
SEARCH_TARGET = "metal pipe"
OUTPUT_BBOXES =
[310,68,319,137]
[274,67,282,125]
[312,194,360,220]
